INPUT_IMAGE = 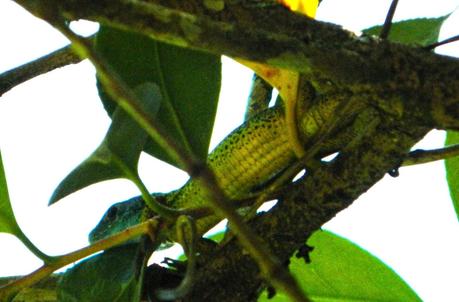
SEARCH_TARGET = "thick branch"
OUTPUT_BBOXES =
[14,0,459,130]
[187,113,429,301]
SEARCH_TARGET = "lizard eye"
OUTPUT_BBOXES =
[106,206,118,220]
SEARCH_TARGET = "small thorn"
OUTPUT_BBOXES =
[380,0,400,40]
[424,34,459,51]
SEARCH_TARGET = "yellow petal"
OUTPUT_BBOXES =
[278,0,318,17]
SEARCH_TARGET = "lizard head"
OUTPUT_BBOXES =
[89,193,165,244]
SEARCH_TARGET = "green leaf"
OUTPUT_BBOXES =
[259,230,421,302]
[49,83,161,204]
[0,150,21,235]
[1,150,52,262]
[58,243,149,302]
[363,15,450,46]
[96,26,221,168]
[444,131,459,220]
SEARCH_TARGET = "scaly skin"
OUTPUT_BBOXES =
[90,99,341,243]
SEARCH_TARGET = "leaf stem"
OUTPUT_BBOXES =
[111,155,182,220]
[15,228,56,265]
[1,151,55,264]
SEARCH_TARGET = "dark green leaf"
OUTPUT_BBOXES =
[96,26,221,167]
[363,15,450,46]
[58,243,149,302]
[444,131,459,220]
[0,150,21,235]
[49,84,161,204]
[259,230,421,302]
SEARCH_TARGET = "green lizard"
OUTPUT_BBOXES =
[89,93,347,244]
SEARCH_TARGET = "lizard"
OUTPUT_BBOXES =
[89,83,360,245]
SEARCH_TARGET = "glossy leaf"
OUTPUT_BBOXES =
[259,230,421,302]
[363,15,450,46]
[444,131,459,219]
[49,83,161,204]
[96,26,221,168]
[58,243,148,302]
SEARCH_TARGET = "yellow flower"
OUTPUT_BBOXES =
[278,0,318,17]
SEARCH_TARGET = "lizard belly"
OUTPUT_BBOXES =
[167,106,295,237]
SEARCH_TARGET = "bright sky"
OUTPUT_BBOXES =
[0,1,459,301]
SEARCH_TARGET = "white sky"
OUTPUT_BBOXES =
[0,1,459,301]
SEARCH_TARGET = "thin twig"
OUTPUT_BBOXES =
[379,0,399,39]
[403,144,459,166]
[424,34,459,51]
[0,36,94,97]
[0,218,160,301]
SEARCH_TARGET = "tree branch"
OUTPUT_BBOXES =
[403,144,459,166]
[0,40,86,97]
[13,0,459,129]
